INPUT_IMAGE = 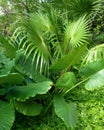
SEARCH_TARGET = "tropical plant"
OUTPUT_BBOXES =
[0,35,53,129]
[48,0,102,20]
[0,0,103,129]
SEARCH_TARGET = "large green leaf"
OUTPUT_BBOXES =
[85,69,104,91]
[12,100,43,116]
[55,72,76,89]
[50,45,86,71]
[0,60,15,75]
[9,81,53,101]
[0,35,16,58]
[0,73,24,85]
[80,59,104,78]
[80,59,104,90]
[54,94,77,128]
[0,100,15,130]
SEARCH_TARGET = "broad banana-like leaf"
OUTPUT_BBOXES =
[0,73,24,85]
[12,100,43,116]
[8,81,53,101]
[54,94,77,128]
[55,72,76,89]
[80,59,104,90]
[80,59,104,78]
[85,69,104,91]
[50,45,86,71]
[0,100,15,130]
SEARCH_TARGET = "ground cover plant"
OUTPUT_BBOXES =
[0,0,104,130]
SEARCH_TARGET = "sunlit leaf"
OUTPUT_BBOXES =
[85,69,104,91]
[80,59,104,78]
[55,72,76,89]
[63,17,89,50]
[8,81,53,101]
[54,94,77,128]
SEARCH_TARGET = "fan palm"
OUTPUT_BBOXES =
[11,3,90,74]
[49,0,102,20]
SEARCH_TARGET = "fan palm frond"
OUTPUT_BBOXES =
[36,5,64,58]
[50,0,102,20]
[11,14,52,75]
[69,0,102,19]
[63,17,89,53]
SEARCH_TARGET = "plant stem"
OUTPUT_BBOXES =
[63,77,90,96]
[43,99,53,115]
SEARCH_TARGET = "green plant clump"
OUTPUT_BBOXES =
[0,0,104,130]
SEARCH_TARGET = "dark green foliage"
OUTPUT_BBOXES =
[0,101,15,130]
[0,0,104,129]
[50,45,86,71]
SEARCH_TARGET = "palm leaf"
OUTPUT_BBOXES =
[12,14,52,74]
[83,44,104,64]
[68,0,102,19]
[35,5,64,58]
[22,18,51,73]
[35,7,63,58]
[50,0,102,19]
[63,17,89,51]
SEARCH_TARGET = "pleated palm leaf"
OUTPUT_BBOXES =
[15,15,52,74]
[11,4,90,74]
[38,4,64,58]
[50,0,102,20]
[83,44,104,64]
[69,0,102,19]
[63,16,89,53]
[11,9,64,74]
